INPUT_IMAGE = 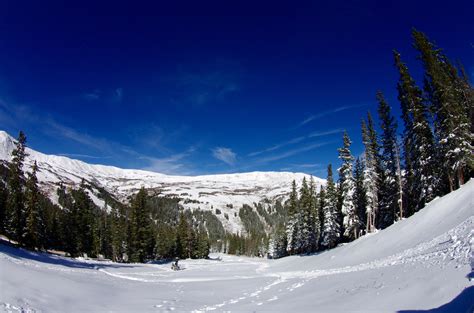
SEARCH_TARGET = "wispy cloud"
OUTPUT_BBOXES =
[248,128,343,158]
[298,104,367,127]
[248,136,305,157]
[114,88,123,103]
[45,121,112,152]
[257,141,334,163]
[169,60,242,108]
[308,128,345,138]
[82,88,123,103]
[212,147,237,165]
[140,146,196,175]
[83,90,101,101]
[291,163,323,168]
[0,97,199,175]
[58,153,111,159]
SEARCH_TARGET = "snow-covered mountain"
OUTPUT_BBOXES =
[0,130,324,233]
[1,172,472,312]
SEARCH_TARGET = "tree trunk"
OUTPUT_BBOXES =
[457,167,465,187]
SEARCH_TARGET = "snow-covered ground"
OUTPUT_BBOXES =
[1,179,473,312]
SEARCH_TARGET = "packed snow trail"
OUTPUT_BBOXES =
[1,180,473,312]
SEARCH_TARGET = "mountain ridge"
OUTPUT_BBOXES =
[0,130,325,233]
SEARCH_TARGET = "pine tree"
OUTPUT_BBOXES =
[337,131,359,240]
[413,30,473,190]
[317,186,326,248]
[394,50,437,212]
[6,131,27,243]
[128,187,152,262]
[361,115,380,232]
[24,161,44,249]
[309,176,320,251]
[74,181,95,256]
[299,177,317,253]
[376,92,399,229]
[176,212,191,259]
[353,157,367,232]
[195,225,210,259]
[322,164,340,249]
[285,180,300,254]
[0,181,8,234]
[155,224,176,259]
[268,222,287,258]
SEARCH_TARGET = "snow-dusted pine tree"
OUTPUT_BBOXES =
[394,50,437,212]
[24,161,45,249]
[286,180,300,254]
[376,91,399,229]
[337,131,359,240]
[6,131,28,243]
[413,29,473,191]
[361,114,380,233]
[353,157,367,233]
[322,164,340,249]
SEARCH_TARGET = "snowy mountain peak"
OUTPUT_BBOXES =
[0,130,325,233]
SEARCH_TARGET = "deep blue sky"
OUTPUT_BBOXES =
[0,1,473,177]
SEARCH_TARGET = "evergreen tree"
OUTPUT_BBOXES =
[73,181,95,256]
[361,115,380,232]
[128,187,152,262]
[176,212,191,259]
[0,180,7,234]
[285,180,300,254]
[309,176,320,250]
[299,177,317,253]
[24,161,44,249]
[155,224,176,259]
[413,29,473,190]
[337,131,359,240]
[353,157,367,232]
[394,50,437,212]
[376,92,399,229]
[194,225,210,259]
[317,186,326,247]
[6,131,27,243]
[268,222,287,259]
[109,205,123,261]
[322,164,340,249]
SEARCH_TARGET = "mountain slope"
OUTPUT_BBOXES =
[0,130,324,233]
[1,175,472,312]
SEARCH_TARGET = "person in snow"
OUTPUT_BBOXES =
[172,257,180,270]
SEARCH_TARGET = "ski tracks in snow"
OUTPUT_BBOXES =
[191,217,473,312]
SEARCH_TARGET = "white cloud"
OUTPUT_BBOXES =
[83,90,101,101]
[257,141,334,163]
[212,147,237,165]
[248,136,305,157]
[298,104,367,127]
[308,128,344,138]
[248,128,343,158]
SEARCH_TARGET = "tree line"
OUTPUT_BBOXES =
[269,29,473,258]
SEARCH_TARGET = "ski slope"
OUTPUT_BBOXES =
[1,180,473,312]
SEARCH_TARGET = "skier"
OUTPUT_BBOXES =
[172,257,180,271]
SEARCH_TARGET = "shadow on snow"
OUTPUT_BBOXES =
[398,285,474,313]
[0,242,136,270]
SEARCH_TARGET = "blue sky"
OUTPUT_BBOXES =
[0,1,473,177]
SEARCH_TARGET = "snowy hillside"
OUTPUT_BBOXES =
[0,131,323,233]
[1,177,473,312]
